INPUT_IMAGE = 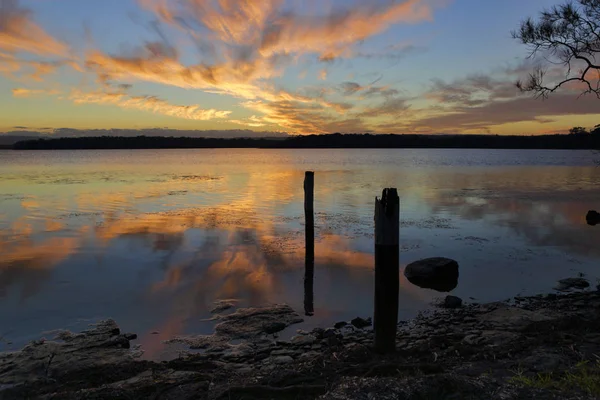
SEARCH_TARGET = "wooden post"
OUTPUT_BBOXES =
[374,188,399,353]
[304,171,315,316]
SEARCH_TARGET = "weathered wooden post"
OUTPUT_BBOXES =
[304,171,315,316]
[374,188,400,353]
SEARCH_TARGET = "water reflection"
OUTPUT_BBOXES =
[405,274,458,293]
[0,149,599,357]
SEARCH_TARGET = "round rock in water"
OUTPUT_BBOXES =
[586,210,600,226]
[404,257,459,292]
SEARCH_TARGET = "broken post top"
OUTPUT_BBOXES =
[375,188,399,246]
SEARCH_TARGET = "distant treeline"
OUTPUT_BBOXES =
[11,133,600,150]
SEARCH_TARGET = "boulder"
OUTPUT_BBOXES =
[553,278,590,292]
[334,321,348,329]
[586,210,600,226]
[404,257,459,292]
[443,295,463,309]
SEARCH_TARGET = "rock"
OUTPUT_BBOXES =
[0,320,141,387]
[326,336,341,347]
[271,355,294,365]
[338,343,371,363]
[586,210,600,226]
[214,304,303,339]
[334,321,348,329]
[478,330,518,346]
[311,328,325,339]
[210,300,237,314]
[291,335,316,346]
[322,328,338,339]
[443,295,463,309]
[477,305,552,330]
[554,277,590,292]
[263,322,287,335]
[351,317,372,329]
[463,334,482,345]
[404,257,459,292]
[123,333,138,340]
[270,349,296,356]
[236,367,254,374]
[298,351,320,362]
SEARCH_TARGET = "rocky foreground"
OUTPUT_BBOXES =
[3,291,600,399]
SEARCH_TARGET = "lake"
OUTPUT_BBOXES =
[1,148,599,359]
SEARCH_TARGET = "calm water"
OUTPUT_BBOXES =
[1,149,599,359]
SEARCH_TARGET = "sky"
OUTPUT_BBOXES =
[1,0,599,136]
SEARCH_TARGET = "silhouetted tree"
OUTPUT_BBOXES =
[592,124,600,135]
[512,0,600,98]
[569,126,590,135]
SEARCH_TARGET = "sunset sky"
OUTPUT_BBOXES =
[1,0,599,136]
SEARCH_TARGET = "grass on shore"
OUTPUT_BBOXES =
[510,359,600,396]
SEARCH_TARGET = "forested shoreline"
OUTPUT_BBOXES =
[10,133,600,150]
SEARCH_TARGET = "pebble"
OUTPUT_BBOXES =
[291,334,316,345]
[298,351,320,361]
[270,349,295,356]
[463,334,482,345]
[271,355,294,365]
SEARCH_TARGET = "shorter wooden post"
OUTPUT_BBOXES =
[374,188,400,353]
[304,171,315,316]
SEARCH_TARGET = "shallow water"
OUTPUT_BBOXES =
[0,148,599,359]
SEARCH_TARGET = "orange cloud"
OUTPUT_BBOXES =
[259,0,432,60]
[0,51,79,81]
[0,0,69,56]
[318,69,328,81]
[128,0,438,132]
[142,0,433,61]
[12,87,60,98]
[84,43,279,100]
[68,89,232,121]
[0,0,449,134]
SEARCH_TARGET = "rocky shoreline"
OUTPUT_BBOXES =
[3,289,600,399]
